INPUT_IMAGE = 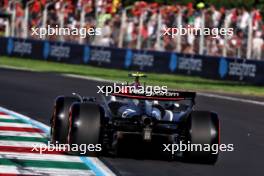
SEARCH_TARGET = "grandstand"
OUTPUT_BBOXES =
[0,0,263,60]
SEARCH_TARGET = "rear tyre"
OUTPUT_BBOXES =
[51,96,80,144]
[183,111,219,164]
[68,102,102,156]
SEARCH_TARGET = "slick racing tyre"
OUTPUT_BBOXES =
[68,102,102,156]
[184,111,219,164]
[51,96,80,144]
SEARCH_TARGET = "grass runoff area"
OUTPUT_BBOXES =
[0,56,263,97]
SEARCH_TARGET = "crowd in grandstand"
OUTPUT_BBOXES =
[0,0,263,60]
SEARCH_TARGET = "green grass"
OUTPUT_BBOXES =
[0,56,263,96]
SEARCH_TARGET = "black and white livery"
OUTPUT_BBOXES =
[50,73,220,164]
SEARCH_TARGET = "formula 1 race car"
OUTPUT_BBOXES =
[50,73,220,164]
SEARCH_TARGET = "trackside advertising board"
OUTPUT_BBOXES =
[0,37,263,85]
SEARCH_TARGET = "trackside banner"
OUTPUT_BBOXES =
[0,37,263,85]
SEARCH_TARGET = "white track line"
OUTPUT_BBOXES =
[197,92,264,106]
[0,140,46,147]
[0,131,47,138]
[0,122,35,128]
[0,152,83,162]
[64,74,114,83]
[0,166,95,176]
[89,157,116,176]
[0,115,16,119]
[0,107,50,134]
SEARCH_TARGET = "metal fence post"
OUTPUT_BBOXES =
[155,12,162,51]
[176,10,182,52]
[199,10,205,55]
[246,13,253,59]
[5,20,10,37]
[222,13,228,57]
[118,9,127,48]
[23,0,35,38]
[79,6,86,44]
[11,6,16,37]
[136,13,144,50]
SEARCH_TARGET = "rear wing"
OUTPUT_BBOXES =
[167,90,196,100]
[111,91,196,102]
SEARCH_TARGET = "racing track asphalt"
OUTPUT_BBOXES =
[0,68,263,176]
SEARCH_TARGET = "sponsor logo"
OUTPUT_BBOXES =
[90,49,111,65]
[229,62,256,80]
[218,58,256,80]
[178,57,202,73]
[43,42,70,60]
[49,45,71,60]
[7,39,32,55]
[13,41,32,55]
[133,53,154,70]
[124,50,154,70]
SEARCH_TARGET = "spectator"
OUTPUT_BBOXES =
[0,0,263,60]
[252,31,264,60]
[95,19,112,46]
